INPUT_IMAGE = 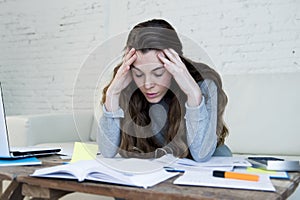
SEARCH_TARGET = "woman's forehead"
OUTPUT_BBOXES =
[133,50,164,71]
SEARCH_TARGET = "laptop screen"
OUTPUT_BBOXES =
[0,82,12,157]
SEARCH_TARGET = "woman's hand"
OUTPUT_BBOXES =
[158,48,202,107]
[105,48,137,112]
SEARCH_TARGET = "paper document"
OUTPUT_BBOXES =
[176,156,252,167]
[174,170,275,191]
[155,154,251,172]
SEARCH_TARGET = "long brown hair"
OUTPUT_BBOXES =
[102,19,228,158]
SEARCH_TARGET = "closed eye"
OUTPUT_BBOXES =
[131,65,144,78]
[153,69,165,77]
[153,72,164,77]
[134,73,144,78]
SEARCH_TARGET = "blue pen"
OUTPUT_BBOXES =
[164,167,185,173]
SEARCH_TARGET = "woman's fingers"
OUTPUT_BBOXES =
[123,48,136,65]
[119,48,136,74]
[126,50,137,67]
[158,49,184,75]
[162,48,182,66]
[158,51,171,65]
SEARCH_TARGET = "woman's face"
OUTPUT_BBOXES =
[131,50,172,103]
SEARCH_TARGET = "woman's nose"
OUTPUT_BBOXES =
[144,76,155,89]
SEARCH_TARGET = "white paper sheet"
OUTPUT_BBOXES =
[174,170,275,191]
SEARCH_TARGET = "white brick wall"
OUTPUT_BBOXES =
[0,0,299,115]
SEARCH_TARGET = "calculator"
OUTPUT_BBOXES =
[247,156,300,171]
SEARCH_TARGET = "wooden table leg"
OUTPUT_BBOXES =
[22,183,71,200]
[0,180,24,200]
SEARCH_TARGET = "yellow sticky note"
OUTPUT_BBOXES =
[70,142,98,163]
[247,167,277,174]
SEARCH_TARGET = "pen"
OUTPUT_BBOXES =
[164,167,185,173]
[212,170,259,182]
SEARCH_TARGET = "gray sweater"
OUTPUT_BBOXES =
[98,79,218,162]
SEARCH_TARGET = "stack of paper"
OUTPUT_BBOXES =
[155,154,252,172]
[155,154,277,191]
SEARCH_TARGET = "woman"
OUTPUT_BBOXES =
[99,19,231,162]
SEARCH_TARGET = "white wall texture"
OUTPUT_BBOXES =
[0,0,299,115]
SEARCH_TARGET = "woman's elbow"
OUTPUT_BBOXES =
[191,142,217,162]
[98,138,119,158]
[99,148,118,158]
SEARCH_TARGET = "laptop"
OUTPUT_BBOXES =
[0,82,61,159]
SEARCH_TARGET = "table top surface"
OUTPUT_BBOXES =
[1,156,299,200]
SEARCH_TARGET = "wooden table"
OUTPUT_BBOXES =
[1,156,299,200]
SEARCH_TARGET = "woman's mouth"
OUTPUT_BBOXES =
[146,92,158,99]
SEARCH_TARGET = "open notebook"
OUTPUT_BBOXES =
[0,82,61,159]
[31,158,178,188]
